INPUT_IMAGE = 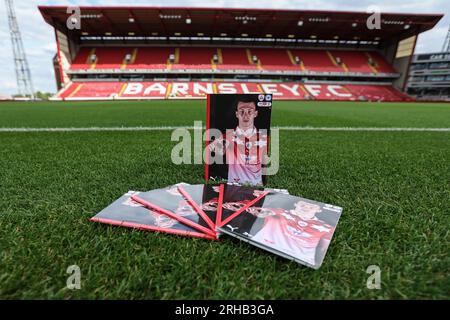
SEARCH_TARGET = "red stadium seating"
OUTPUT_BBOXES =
[59,82,125,99]
[63,46,407,102]
[71,47,129,69]
[291,50,343,73]
[70,47,93,70]
[366,51,396,73]
[70,47,397,75]
[251,48,298,71]
[94,47,130,69]
[345,84,411,101]
[330,51,374,73]
[129,47,170,70]
[217,48,257,70]
[57,82,78,97]
[172,47,217,70]
[328,51,396,74]
[56,81,409,102]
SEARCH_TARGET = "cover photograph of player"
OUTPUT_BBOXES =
[219,193,343,269]
[215,184,269,227]
[206,94,272,186]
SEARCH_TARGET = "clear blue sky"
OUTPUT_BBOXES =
[0,0,448,95]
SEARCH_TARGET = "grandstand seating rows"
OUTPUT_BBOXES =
[56,81,411,102]
[70,47,396,74]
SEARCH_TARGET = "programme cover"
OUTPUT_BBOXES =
[218,193,343,269]
[179,183,289,230]
[205,94,273,186]
[90,191,214,240]
[132,185,216,238]
[216,184,270,228]
[177,184,221,229]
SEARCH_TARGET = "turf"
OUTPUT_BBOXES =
[0,100,449,299]
[0,100,449,128]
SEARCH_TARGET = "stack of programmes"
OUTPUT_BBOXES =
[91,94,343,269]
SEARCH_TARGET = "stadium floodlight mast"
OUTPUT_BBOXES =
[442,27,450,52]
[5,0,34,99]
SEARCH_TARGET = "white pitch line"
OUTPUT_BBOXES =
[0,126,196,132]
[0,127,449,133]
[277,127,450,132]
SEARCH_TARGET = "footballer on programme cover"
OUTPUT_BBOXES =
[206,94,272,186]
[216,184,268,227]
[218,193,343,269]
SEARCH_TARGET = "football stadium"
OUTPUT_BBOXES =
[0,3,449,302]
[42,6,441,102]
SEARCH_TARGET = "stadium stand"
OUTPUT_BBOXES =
[39,6,443,102]
[56,81,409,102]
[69,47,397,74]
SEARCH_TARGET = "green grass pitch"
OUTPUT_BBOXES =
[0,100,448,299]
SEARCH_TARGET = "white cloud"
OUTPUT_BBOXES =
[0,0,448,95]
